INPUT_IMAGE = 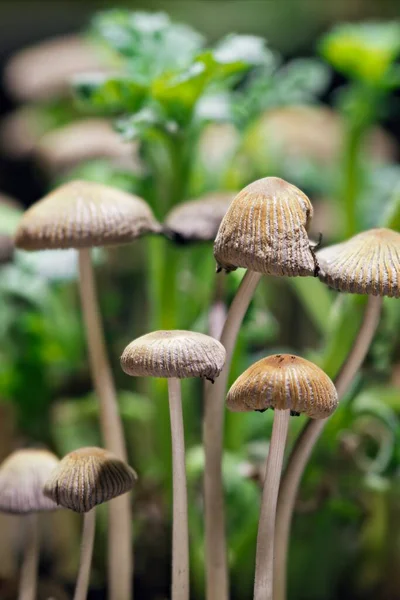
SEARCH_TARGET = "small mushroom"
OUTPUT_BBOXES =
[204,176,317,599]
[0,449,60,600]
[44,447,137,600]
[227,355,337,600]
[15,180,160,600]
[164,192,234,244]
[121,330,226,600]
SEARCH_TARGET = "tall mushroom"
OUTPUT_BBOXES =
[121,330,226,600]
[0,449,59,600]
[15,180,160,600]
[274,227,400,600]
[44,447,137,600]
[227,355,338,600]
[204,176,317,600]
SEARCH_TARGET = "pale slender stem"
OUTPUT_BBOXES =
[168,377,189,600]
[273,294,383,600]
[74,509,96,600]
[78,248,132,600]
[18,513,39,600]
[204,269,262,600]
[254,409,290,600]
[208,274,227,340]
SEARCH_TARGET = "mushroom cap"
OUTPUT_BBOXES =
[317,228,400,298]
[214,177,316,276]
[227,354,337,419]
[34,119,142,175]
[164,192,234,243]
[0,449,60,514]
[43,447,137,513]
[14,180,161,251]
[121,330,226,381]
[4,35,105,102]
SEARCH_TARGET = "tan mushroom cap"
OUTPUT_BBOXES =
[43,447,137,513]
[121,330,226,382]
[34,119,142,175]
[317,228,400,298]
[4,35,106,102]
[164,192,235,243]
[227,354,337,419]
[14,180,161,251]
[0,449,59,514]
[214,177,316,276]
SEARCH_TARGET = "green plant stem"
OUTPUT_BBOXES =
[168,378,189,600]
[273,294,383,600]
[78,248,132,600]
[19,513,39,600]
[203,269,262,600]
[74,509,96,600]
[254,409,290,600]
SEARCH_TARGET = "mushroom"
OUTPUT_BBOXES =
[14,180,160,600]
[227,355,337,600]
[44,447,137,600]
[121,330,226,600]
[274,227,400,600]
[0,449,60,600]
[204,176,317,600]
[163,192,234,244]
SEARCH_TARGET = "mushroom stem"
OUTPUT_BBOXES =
[204,269,262,600]
[254,409,290,600]
[18,513,39,600]
[208,274,227,340]
[74,508,96,600]
[168,377,189,600]
[78,248,132,600]
[273,294,383,600]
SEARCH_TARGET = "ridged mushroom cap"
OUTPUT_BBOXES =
[214,177,316,276]
[43,447,137,513]
[317,228,400,298]
[14,180,161,251]
[227,354,337,419]
[164,192,234,243]
[0,449,60,514]
[121,330,226,381]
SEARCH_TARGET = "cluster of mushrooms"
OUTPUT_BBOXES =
[2,175,398,600]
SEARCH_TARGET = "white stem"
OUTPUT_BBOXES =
[78,248,132,600]
[168,378,189,600]
[18,513,39,600]
[74,509,96,600]
[254,409,290,600]
[273,294,383,600]
[204,270,262,600]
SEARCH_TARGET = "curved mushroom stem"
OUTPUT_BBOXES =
[273,294,383,600]
[208,272,227,340]
[78,248,132,600]
[167,378,189,600]
[18,513,39,600]
[254,409,290,600]
[74,508,96,600]
[204,269,262,600]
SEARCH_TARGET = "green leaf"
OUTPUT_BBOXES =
[0,204,23,236]
[73,72,147,113]
[92,10,205,83]
[289,276,333,335]
[214,34,274,67]
[381,180,400,231]
[115,107,177,141]
[58,159,141,193]
[320,22,400,86]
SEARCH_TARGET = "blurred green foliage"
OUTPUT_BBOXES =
[2,11,400,599]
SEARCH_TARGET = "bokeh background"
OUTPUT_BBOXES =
[0,1,400,600]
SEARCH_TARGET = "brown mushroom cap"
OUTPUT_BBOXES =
[317,228,400,298]
[121,330,226,381]
[214,177,316,276]
[227,354,337,419]
[164,192,235,243]
[14,180,161,251]
[43,447,137,513]
[4,35,106,102]
[0,449,60,514]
